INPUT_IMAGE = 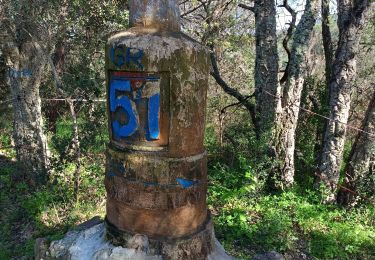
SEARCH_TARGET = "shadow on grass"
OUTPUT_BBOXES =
[0,154,105,259]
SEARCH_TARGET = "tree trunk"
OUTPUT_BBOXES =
[321,0,334,85]
[45,0,68,134]
[317,0,371,202]
[1,2,50,185]
[317,0,334,166]
[337,91,375,206]
[6,41,49,185]
[254,0,280,140]
[272,0,320,189]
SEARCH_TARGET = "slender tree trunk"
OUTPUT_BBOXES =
[272,0,320,189]
[254,0,280,140]
[0,53,6,90]
[317,0,371,202]
[337,91,375,205]
[67,100,81,202]
[321,0,334,86]
[318,0,334,166]
[45,0,68,134]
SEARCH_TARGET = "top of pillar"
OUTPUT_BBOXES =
[129,0,181,32]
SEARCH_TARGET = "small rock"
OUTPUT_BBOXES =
[49,231,80,258]
[252,251,285,260]
[93,247,162,260]
[127,234,149,252]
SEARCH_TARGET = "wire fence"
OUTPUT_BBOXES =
[261,89,375,138]
[0,93,109,200]
[3,91,374,137]
[0,87,373,203]
[43,98,106,102]
[0,95,108,156]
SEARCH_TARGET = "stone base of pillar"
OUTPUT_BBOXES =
[105,213,214,259]
[35,217,233,260]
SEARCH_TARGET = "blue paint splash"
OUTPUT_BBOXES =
[143,182,158,187]
[109,47,144,69]
[111,177,201,189]
[108,172,117,178]
[176,178,199,189]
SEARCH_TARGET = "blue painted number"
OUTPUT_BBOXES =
[110,80,139,138]
[147,93,160,140]
[110,79,160,140]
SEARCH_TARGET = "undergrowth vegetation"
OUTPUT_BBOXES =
[205,124,375,259]
[0,120,374,259]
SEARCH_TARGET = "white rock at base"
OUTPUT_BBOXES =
[93,247,162,260]
[46,223,233,260]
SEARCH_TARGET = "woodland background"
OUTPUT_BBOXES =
[0,0,374,259]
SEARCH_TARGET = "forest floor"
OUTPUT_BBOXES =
[0,149,374,260]
[0,150,106,259]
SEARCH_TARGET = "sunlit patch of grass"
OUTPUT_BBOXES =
[206,152,375,259]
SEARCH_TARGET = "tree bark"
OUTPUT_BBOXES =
[1,3,50,185]
[5,41,49,185]
[337,91,375,206]
[317,0,372,202]
[272,0,320,189]
[254,0,280,140]
[317,0,334,166]
[321,0,334,86]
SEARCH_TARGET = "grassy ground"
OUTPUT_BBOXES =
[0,127,374,259]
[206,158,375,260]
[0,152,106,259]
[1,151,374,260]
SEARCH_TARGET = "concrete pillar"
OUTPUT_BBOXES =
[104,0,214,258]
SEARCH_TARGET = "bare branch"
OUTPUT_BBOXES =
[238,3,255,13]
[220,95,254,115]
[180,3,204,17]
[209,45,258,132]
[279,0,297,84]
[219,0,235,17]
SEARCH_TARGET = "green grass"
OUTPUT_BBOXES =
[0,122,374,259]
[0,159,107,259]
[0,121,107,259]
[208,160,375,259]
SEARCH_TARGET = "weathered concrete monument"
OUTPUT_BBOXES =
[104,0,214,257]
[35,1,232,259]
